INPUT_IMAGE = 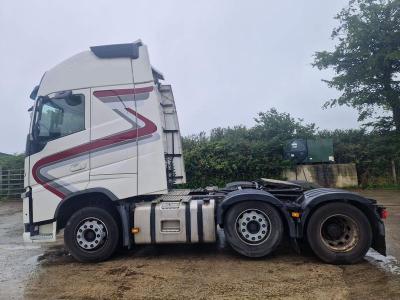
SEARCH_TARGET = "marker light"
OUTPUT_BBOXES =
[291,212,301,218]
[131,227,140,234]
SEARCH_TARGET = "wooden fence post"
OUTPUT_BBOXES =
[0,166,2,197]
[392,159,397,185]
[7,169,11,197]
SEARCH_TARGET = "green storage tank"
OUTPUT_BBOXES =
[285,138,334,164]
[305,138,334,163]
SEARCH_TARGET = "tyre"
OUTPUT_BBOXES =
[306,202,372,264]
[223,201,283,258]
[64,206,119,262]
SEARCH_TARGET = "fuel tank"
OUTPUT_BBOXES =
[133,193,216,244]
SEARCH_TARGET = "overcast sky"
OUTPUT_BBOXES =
[0,0,358,154]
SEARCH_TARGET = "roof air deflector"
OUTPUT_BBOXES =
[90,41,143,59]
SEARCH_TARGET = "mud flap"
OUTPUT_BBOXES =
[117,202,133,249]
[372,221,386,256]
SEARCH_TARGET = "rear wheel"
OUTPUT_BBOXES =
[64,206,119,262]
[223,201,283,257]
[306,203,372,264]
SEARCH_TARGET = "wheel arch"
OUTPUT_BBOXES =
[55,188,120,231]
[217,189,296,236]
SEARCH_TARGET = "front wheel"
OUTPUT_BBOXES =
[223,201,283,258]
[64,206,119,262]
[306,203,372,264]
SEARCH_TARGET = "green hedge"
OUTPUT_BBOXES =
[182,109,400,188]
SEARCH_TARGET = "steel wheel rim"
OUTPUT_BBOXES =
[235,209,271,245]
[75,217,108,251]
[320,214,359,253]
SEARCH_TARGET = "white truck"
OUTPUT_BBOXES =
[23,41,387,264]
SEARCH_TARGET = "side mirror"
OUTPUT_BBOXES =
[30,85,39,100]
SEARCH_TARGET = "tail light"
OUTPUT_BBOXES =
[380,208,388,219]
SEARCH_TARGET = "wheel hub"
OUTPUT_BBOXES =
[320,214,359,252]
[236,209,271,245]
[83,230,96,242]
[76,218,107,251]
[247,220,261,234]
[325,222,343,240]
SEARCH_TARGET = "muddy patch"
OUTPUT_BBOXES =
[1,190,400,299]
[23,238,400,300]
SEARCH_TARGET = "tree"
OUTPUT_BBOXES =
[252,108,316,141]
[313,0,400,131]
[0,154,24,170]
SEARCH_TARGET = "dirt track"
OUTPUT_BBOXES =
[1,190,400,299]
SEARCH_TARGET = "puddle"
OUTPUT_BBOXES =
[366,249,400,275]
[0,244,41,250]
[24,254,41,266]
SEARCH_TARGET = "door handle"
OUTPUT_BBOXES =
[70,162,87,172]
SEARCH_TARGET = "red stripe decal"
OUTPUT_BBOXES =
[93,86,153,97]
[32,106,157,199]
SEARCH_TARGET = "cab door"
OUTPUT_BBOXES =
[89,83,138,199]
[28,89,90,222]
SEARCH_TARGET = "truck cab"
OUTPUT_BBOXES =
[23,41,387,264]
[24,41,184,238]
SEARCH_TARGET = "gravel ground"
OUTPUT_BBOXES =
[1,190,400,300]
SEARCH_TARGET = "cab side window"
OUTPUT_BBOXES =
[36,94,85,142]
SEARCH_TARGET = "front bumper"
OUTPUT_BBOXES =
[23,221,57,243]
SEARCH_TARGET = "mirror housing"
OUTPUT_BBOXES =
[30,85,39,100]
